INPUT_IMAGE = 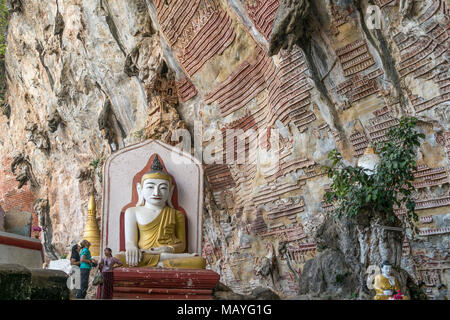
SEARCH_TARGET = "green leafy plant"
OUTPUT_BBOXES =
[348,292,358,300]
[90,156,106,169]
[0,0,8,103]
[335,271,351,285]
[323,117,425,230]
[97,171,103,184]
[0,0,7,58]
[133,129,144,141]
[90,156,106,183]
[89,158,100,169]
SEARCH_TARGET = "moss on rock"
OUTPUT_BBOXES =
[0,264,32,300]
[0,264,70,300]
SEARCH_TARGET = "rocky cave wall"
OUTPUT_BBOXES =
[0,0,448,299]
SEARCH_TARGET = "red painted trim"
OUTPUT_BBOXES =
[112,267,220,289]
[113,287,212,295]
[103,268,219,300]
[112,292,212,300]
[0,234,43,259]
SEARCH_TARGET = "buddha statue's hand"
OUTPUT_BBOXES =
[126,246,142,266]
[383,290,393,296]
[148,246,174,253]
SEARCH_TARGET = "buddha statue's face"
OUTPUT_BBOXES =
[141,178,171,208]
[382,264,392,276]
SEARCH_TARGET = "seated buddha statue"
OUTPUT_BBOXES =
[115,156,206,269]
[373,261,408,300]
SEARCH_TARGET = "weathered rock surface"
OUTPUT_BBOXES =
[0,264,31,300]
[1,0,159,256]
[0,205,5,231]
[213,282,280,300]
[29,268,70,300]
[0,264,69,300]
[298,248,360,299]
[299,211,409,299]
[268,0,310,56]
[1,0,449,299]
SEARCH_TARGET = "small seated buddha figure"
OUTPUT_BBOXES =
[373,261,409,300]
[436,284,448,300]
[115,156,206,269]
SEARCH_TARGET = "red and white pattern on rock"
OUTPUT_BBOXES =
[246,0,280,40]
[204,44,315,131]
[204,164,236,192]
[418,0,441,24]
[271,47,315,132]
[374,0,397,8]
[329,3,351,35]
[436,131,450,160]
[366,106,400,143]
[178,11,236,76]
[396,194,450,216]
[204,47,273,117]
[221,112,259,163]
[261,144,317,185]
[154,0,201,46]
[412,164,449,189]
[152,0,450,296]
[259,225,307,242]
[336,39,376,77]
[176,77,198,102]
[222,117,259,213]
[349,129,369,157]
[393,0,450,113]
[203,44,316,153]
[267,199,306,224]
[287,242,317,264]
[411,249,449,293]
[335,69,383,104]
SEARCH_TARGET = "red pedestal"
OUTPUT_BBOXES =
[103,267,220,300]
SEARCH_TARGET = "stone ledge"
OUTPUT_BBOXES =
[0,264,70,300]
[30,269,70,300]
[0,264,31,300]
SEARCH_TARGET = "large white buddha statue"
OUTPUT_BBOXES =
[115,156,206,269]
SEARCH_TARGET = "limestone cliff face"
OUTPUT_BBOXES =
[1,0,161,254]
[1,0,449,299]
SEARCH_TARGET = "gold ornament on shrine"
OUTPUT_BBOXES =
[82,191,101,257]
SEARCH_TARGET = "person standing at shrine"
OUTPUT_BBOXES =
[70,243,81,266]
[77,240,97,299]
[70,243,81,298]
[99,247,122,272]
[97,248,122,299]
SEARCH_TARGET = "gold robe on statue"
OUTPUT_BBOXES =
[374,274,408,300]
[116,206,206,269]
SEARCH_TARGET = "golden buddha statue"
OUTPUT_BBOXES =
[115,156,206,269]
[373,261,409,300]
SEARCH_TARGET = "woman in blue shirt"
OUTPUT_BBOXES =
[77,240,98,299]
